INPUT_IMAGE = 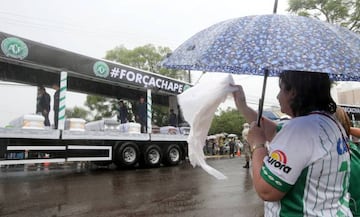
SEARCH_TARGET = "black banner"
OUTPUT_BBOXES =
[339,104,360,121]
[0,32,191,95]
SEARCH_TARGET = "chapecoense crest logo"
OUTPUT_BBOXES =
[1,37,28,60]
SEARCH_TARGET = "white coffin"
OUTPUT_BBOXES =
[160,126,178,135]
[119,122,141,134]
[65,118,86,131]
[85,119,120,131]
[179,127,190,135]
[8,114,45,129]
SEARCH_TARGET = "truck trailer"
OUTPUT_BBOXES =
[0,31,190,168]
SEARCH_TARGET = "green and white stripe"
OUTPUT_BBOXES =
[147,89,152,133]
[58,71,67,130]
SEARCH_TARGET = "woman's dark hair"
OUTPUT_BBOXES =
[279,70,337,117]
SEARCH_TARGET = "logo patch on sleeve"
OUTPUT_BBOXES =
[268,150,292,174]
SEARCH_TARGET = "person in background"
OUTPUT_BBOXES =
[177,104,184,126]
[335,107,360,217]
[232,70,352,216]
[242,123,250,168]
[36,85,51,127]
[351,127,360,139]
[117,100,128,124]
[136,96,147,133]
[212,138,218,155]
[228,137,236,158]
[207,138,214,155]
[218,136,225,155]
[204,139,209,155]
[52,83,60,129]
[36,87,42,115]
[169,109,177,127]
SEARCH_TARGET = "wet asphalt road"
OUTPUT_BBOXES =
[0,157,263,217]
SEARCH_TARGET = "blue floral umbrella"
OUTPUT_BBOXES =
[162,14,360,81]
[162,14,360,124]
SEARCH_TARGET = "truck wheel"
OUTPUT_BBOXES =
[164,144,181,166]
[115,142,139,168]
[144,145,162,167]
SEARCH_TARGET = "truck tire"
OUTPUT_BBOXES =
[143,145,162,167]
[114,142,139,168]
[163,144,182,166]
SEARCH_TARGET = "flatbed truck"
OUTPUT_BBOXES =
[0,31,190,168]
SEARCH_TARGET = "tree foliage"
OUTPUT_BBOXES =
[288,0,360,32]
[65,106,90,121]
[105,44,188,80]
[151,104,169,126]
[84,95,117,121]
[208,108,247,136]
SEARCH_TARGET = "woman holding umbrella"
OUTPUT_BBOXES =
[232,70,353,216]
[161,12,360,214]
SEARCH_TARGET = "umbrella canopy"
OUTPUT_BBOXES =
[162,14,360,81]
[207,135,217,140]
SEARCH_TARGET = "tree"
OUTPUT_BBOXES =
[288,0,360,32]
[84,95,117,121]
[152,104,168,126]
[65,106,90,121]
[208,108,247,136]
[105,44,188,80]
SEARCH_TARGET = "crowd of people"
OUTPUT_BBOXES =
[204,134,242,157]
[202,122,251,169]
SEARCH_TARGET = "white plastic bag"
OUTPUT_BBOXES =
[178,73,237,180]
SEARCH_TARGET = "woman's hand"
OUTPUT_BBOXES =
[231,84,277,143]
[247,120,267,146]
[231,84,246,110]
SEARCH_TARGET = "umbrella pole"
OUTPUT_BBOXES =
[257,69,269,126]
[273,0,278,14]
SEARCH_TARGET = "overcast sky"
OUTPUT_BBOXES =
[0,0,288,56]
[0,0,290,126]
